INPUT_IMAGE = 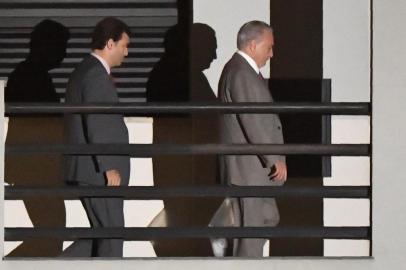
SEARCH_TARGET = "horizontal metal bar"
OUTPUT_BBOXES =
[4,227,370,241]
[0,2,177,9]
[5,144,370,156]
[0,0,176,3]
[0,9,177,18]
[0,17,177,28]
[5,102,371,115]
[5,186,371,200]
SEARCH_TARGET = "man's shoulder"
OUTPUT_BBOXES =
[225,53,244,68]
[78,55,104,73]
[222,54,258,81]
[71,56,106,80]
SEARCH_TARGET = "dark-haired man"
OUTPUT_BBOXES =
[63,17,131,257]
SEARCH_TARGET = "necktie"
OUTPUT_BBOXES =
[259,71,265,80]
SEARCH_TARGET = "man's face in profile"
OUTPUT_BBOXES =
[110,32,130,67]
[252,30,274,68]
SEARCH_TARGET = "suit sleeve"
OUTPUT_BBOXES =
[229,70,285,168]
[81,71,121,173]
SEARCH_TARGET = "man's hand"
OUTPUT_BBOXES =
[269,161,287,182]
[105,169,121,186]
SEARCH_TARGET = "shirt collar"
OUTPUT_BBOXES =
[91,52,111,74]
[237,50,260,74]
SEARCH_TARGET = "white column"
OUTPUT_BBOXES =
[0,80,5,257]
[323,0,371,256]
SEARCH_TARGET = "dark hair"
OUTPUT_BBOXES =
[91,17,131,50]
[237,20,273,50]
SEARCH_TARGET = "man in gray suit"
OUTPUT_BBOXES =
[63,17,131,257]
[217,20,287,257]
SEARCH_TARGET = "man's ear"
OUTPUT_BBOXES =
[247,40,257,53]
[106,38,114,50]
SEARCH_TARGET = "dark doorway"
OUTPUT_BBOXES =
[269,0,324,256]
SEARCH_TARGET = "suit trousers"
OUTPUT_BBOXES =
[234,197,280,257]
[61,195,124,257]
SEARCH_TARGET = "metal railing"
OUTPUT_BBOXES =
[3,102,372,241]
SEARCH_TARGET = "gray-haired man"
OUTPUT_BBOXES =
[217,20,287,257]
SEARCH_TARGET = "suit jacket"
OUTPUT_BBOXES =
[218,53,285,186]
[64,55,130,186]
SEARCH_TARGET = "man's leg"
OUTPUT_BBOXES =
[59,239,93,257]
[84,197,124,257]
[59,198,98,257]
[60,197,124,257]
[234,197,280,257]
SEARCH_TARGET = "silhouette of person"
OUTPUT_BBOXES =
[6,19,69,102]
[190,23,218,101]
[147,23,221,256]
[4,19,70,257]
[146,24,189,103]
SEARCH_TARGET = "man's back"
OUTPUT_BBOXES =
[64,55,129,186]
[213,21,287,257]
[218,53,284,186]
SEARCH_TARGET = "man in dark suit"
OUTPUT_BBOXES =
[63,17,131,257]
[217,20,287,257]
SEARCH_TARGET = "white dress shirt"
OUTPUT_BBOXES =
[237,50,260,74]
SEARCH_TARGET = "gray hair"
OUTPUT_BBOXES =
[237,20,273,50]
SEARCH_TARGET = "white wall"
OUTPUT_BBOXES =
[372,0,406,262]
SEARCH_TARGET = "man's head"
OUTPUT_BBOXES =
[237,20,274,68]
[91,17,131,68]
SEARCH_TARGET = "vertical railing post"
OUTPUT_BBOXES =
[1,80,6,257]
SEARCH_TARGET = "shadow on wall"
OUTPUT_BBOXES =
[4,19,70,257]
[146,23,222,256]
